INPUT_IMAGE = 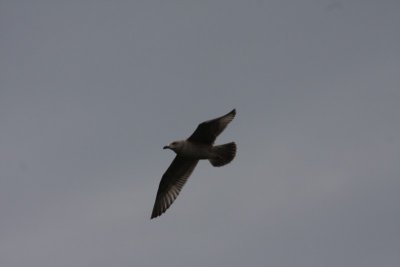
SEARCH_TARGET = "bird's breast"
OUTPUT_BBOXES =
[180,142,212,159]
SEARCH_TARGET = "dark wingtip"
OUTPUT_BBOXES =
[150,210,159,219]
[228,109,236,116]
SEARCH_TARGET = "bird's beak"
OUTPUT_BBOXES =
[163,145,170,150]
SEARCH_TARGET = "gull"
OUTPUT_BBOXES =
[151,109,237,219]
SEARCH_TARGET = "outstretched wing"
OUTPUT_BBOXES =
[151,156,199,219]
[187,109,236,145]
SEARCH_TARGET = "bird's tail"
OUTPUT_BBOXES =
[209,142,236,167]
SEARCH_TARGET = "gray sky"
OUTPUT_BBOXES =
[1,1,399,266]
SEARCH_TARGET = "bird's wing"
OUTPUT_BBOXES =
[151,156,199,219]
[187,109,236,145]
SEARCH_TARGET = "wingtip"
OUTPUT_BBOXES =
[150,208,161,219]
[150,212,158,220]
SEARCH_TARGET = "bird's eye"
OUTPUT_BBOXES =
[172,142,177,146]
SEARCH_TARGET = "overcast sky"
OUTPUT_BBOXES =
[1,1,399,266]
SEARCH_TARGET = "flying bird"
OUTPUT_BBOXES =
[151,109,237,219]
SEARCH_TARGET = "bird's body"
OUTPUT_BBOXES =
[164,140,213,159]
[151,109,237,219]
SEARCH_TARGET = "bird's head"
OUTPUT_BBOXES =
[163,140,184,153]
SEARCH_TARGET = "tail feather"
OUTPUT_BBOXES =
[209,142,236,167]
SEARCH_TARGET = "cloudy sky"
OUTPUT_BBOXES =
[1,1,399,266]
